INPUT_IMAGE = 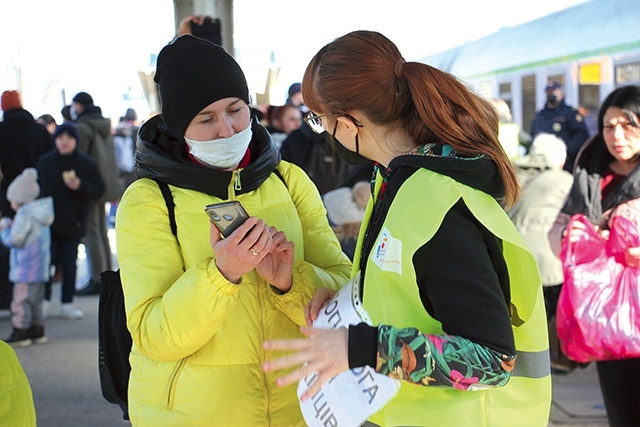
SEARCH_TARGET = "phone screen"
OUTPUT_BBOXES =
[205,201,248,238]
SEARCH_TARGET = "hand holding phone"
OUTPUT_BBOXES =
[205,201,249,238]
[190,17,222,45]
[206,202,270,284]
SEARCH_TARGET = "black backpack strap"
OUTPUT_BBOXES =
[272,167,288,190]
[154,179,177,239]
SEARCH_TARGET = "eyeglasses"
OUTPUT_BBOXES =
[304,111,327,134]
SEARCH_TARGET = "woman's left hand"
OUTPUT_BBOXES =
[262,326,349,401]
[256,226,294,293]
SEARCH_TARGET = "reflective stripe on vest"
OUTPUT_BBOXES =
[513,349,552,378]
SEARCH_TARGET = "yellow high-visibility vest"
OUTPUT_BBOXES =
[353,168,551,427]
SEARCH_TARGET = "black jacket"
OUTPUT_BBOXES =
[530,100,589,173]
[0,108,53,217]
[280,122,354,195]
[37,148,105,240]
[352,147,516,365]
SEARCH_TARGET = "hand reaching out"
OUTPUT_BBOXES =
[176,15,213,36]
[263,326,349,401]
[255,226,294,293]
[304,288,337,326]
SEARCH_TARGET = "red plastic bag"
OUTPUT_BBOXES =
[557,213,640,363]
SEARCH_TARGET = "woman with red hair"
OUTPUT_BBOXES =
[264,30,551,427]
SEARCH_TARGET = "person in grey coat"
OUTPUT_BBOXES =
[508,133,574,373]
[509,133,573,310]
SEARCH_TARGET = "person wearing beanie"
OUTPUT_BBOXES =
[1,90,22,112]
[71,91,94,107]
[0,168,54,347]
[285,82,302,106]
[116,34,350,426]
[37,123,105,320]
[322,181,370,260]
[70,91,122,296]
[0,90,53,311]
[285,82,308,114]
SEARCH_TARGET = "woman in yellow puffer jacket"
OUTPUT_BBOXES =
[115,35,351,427]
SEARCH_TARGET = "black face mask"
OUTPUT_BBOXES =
[325,123,371,165]
[546,94,558,105]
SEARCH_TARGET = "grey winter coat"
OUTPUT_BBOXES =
[509,154,573,286]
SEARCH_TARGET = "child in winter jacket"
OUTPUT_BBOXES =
[0,168,54,347]
[36,123,104,320]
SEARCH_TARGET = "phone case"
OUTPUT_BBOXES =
[205,201,249,238]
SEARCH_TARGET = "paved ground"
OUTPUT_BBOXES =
[1,294,126,427]
[548,363,609,426]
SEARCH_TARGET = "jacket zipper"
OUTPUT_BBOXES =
[167,357,187,408]
[234,171,242,192]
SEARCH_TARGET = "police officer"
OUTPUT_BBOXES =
[530,81,589,173]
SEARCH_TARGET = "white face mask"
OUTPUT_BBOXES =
[185,121,253,169]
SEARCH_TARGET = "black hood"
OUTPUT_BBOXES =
[136,115,281,199]
[388,148,506,201]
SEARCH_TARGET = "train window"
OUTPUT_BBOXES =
[521,75,536,133]
[477,80,492,99]
[616,61,640,85]
[579,85,599,115]
[499,82,513,113]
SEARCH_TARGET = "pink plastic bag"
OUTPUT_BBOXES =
[557,213,640,363]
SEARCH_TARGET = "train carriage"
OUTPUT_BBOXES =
[418,0,640,134]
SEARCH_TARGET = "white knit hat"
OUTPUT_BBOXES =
[7,168,40,204]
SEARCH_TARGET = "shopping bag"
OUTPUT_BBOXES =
[557,214,640,362]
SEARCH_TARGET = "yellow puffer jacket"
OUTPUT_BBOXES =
[0,341,36,427]
[116,161,351,427]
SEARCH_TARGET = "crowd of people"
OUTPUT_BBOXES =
[1,22,639,427]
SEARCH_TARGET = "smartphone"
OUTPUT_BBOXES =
[190,17,222,46]
[205,201,249,238]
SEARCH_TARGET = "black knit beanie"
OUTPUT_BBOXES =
[72,92,94,106]
[154,35,250,140]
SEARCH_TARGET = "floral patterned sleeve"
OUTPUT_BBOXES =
[376,325,515,390]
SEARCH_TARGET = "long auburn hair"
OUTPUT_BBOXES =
[302,30,520,207]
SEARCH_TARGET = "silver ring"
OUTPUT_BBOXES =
[250,248,259,256]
